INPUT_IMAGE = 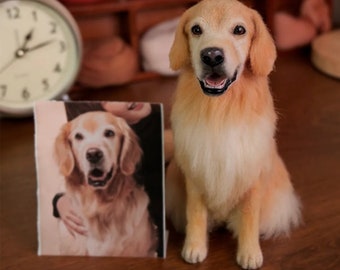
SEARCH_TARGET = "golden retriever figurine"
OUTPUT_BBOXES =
[166,0,301,268]
[54,111,158,257]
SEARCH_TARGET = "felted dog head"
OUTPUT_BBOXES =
[169,0,277,96]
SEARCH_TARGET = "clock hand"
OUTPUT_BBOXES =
[15,29,20,47]
[25,39,56,53]
[20,28,34,50]
[0,29,34,74]
[0,57,17,74]
[1,39,56,74]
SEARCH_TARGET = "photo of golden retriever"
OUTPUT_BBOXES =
[166,0,302,269]
[54,110,158,257]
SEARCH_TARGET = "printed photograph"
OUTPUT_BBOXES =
[35,101,165,258]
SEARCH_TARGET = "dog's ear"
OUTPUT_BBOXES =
[54,123,74,177]
[249,10,277,77]
[119,128,142,176]
[169,10,191,71]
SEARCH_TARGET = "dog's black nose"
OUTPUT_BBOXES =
[86,148,103,164]
[201,47,224,67]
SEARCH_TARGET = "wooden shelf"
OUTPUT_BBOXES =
[66,0,199,15]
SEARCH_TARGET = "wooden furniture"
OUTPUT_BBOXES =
[312,30,340,79]
[65,0,200,81]
[261,0,334,31]
[1,49,340,269]
[64,0,255,81]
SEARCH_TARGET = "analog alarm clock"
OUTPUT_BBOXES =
[0,0,82,117]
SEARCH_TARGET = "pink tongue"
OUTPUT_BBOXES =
[206,76,225,87]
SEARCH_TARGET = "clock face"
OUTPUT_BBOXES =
[0,0,81,116]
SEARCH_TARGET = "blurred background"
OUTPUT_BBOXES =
[60,0,339,89]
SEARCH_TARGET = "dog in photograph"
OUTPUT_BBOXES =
[166,0,301,268]
[54,111,158,257]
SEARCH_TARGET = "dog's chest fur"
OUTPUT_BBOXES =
[171,76,276,220]
[66,179,153,256]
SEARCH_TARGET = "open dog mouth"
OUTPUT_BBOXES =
[88,167,113,188]
[199,70,238,96]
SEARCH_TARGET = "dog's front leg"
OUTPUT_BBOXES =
[236,182,263,270]
[182,178,208,264]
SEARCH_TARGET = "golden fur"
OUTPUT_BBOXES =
[166,0,301,269]
[54,111,158,257]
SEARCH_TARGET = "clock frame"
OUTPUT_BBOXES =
[0,0,82,117]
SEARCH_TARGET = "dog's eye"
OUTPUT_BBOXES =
[104,129,115,138]
[75,133,84,141]
[233,25,246,35]
[191,25,202,36]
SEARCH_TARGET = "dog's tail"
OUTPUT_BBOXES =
[259,156,302,239]
[165,160,187,233]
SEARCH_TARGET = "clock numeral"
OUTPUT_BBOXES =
[6,7,20,19]
[42,79,49,91]
[22,88,30,101]
[60,41,66,53]
[54,63,62,73]
[49,22,57,34]
[0,85,7,99]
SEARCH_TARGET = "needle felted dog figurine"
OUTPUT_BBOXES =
[166,0,302,269]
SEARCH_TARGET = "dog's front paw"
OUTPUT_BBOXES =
[181,240,208,264]
[237,245,263,269]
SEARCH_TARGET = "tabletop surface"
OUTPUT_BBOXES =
[1,50,340,270]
